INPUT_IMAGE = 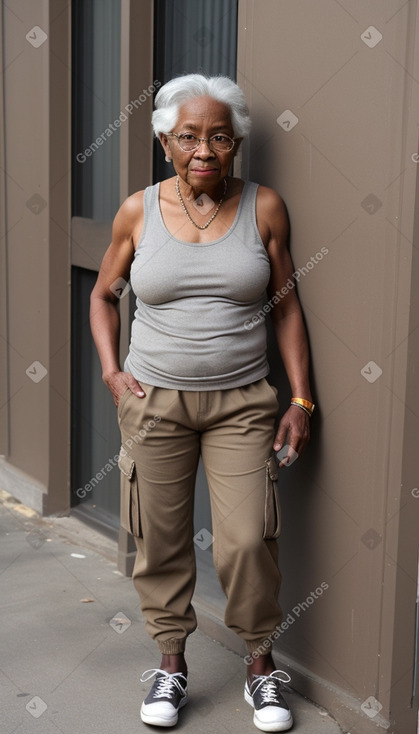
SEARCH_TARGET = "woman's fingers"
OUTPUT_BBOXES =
[273,406,310,467]
[104,372,146,405]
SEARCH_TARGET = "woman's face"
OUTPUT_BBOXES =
[160,96,242,189]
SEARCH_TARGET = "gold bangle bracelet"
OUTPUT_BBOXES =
[291,397,315,413]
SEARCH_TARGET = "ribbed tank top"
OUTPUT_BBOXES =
[123,180,271,390]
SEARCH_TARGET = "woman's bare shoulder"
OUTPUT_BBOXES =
[254,184,289,247]
[112,190,146,247]
[116,190,145,222]
[255,184,287,212]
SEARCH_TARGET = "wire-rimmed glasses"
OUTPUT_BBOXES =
[167,132,236,152]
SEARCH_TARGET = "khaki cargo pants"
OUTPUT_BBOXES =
[117,377,283,655]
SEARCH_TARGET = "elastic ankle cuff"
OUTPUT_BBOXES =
[246,638,273,656]
[157,638,186,654]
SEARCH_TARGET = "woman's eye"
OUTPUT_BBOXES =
[180,134,196,141]
[212,135,228,143]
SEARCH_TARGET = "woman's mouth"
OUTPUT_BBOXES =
[190,167,218,175]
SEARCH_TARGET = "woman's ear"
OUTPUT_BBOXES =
[159,133,172,162]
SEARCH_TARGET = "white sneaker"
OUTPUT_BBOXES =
[244,670,293,732]
[140,668,188,727]
[141,668,188,726]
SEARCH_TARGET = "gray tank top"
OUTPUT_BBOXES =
[124,180,271,390]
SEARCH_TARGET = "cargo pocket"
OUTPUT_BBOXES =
[118,450,142,537]
[263,455,281,539]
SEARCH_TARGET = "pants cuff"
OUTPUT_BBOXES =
[157,637,187,654]
[245,637,273,656]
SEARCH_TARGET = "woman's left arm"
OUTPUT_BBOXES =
[256,186,313,466]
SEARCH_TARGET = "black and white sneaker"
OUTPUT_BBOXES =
[244,670,293,732]
[140,668,188,727]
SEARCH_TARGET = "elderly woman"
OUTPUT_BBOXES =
[90,73,314,732]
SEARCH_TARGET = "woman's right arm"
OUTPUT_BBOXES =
[90,192,146,405]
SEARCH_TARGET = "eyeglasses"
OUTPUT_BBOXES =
[167,132,236,152]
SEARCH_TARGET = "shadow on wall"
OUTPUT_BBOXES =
[265,249,326,674]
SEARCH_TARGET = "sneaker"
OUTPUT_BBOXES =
[244,670,293,732]
[140,668,188,727]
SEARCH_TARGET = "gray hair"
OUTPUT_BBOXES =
[152,74,251,138]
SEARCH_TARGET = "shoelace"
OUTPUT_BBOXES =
[252,670,292,704]
[140,668,187,699]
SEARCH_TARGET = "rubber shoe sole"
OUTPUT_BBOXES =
[140,695,188,727]
[244,687,293,732]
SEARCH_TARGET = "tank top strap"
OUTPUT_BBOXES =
[233,180,260,241]
[137,183,161,249]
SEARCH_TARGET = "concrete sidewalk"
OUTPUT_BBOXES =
[0,489,343,734]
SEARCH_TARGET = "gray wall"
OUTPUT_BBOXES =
[237,1,419,732]
[0,0,71,514]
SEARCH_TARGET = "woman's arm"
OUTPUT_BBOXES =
[256,186,313,465]
[90,192,145,404]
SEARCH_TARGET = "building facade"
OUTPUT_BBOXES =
[1,1,419,732]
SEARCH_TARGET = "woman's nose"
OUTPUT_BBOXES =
[194,139,214,156]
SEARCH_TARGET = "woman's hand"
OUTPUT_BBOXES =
[273,405,310,467]
[103,371,146,406]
